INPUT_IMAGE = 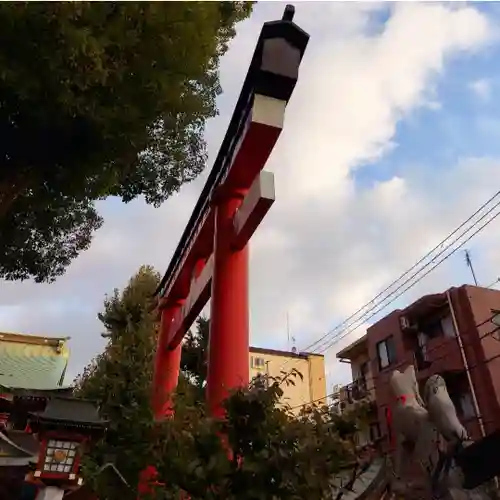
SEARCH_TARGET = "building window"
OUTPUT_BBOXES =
[251,356,265,369]
[415,332,431,371]
[418,312,455,340]
[421,317,445,339]
[369,422,381,442]
[441,314,456,338]
[357,362,368,391]
[376,336,396,370]
[417,332,428,357]
[459,392,476,420]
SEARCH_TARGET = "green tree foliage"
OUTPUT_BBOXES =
[152,375,373,500]
[74,265,162,496]
[0,194,103,283]
[0,2,253,282]
[181,316,209,391]
[76,265,373,499]
[74,265,201,498]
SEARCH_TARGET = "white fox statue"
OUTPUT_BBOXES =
[389,366,489,500]
[389,365,439,495]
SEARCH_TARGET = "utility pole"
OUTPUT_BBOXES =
[464,249,478,286]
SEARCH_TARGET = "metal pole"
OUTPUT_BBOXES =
[446,290,485,437]
[464,250,478,286]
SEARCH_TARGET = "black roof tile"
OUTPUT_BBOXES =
[29,397,108,427]
[4,431,39,455]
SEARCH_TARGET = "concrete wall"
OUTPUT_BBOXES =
[454,285,500,436]
[308,353,327,404]
[249,348,327,413]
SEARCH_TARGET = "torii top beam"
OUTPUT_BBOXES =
[155,6,309,312]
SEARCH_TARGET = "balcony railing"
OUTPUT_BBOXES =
[414,346,432,371]
[343,378,369,404]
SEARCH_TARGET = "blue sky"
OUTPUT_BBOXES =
[2,2,500,390]
[347,2,500,322]
[357,18,500,188]
[344,16,500,324]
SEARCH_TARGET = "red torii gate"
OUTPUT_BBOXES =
[152,5,309,421]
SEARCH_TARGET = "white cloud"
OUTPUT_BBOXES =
[0,2,497,392]
[469,78,492,101]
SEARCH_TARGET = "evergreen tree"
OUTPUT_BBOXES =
[74,265,161,497]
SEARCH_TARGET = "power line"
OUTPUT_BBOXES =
[269,188,500,417]
[290,319,500,412]
[487,277,500,289]
[297,190,500,356]
[317,205,500,354]
[273,189,500,379]
[315,198,500,354]
[311,196,500,354]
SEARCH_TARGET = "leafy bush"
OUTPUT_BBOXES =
[76,266,373,499]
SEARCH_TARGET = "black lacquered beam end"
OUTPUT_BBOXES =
[282,5,295,22]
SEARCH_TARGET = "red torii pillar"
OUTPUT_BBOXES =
[141,6,308,497]
[207,192,250,417]
[152,302,183,418]
[151,4,309,421]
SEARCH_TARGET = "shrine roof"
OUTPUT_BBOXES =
[29,397,108,428]
[0,431,38,459]
[0,332,70,390]
[0,386,74,399]
[3,431,39,456]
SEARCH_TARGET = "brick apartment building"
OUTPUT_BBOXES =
[336,284,500,448]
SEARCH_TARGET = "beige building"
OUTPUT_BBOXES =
[249,347,327,412]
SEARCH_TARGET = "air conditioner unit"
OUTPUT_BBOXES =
[399,315,415,331]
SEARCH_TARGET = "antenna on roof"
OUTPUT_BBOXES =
[286,311,297,353]
[286,311,290,348]
[464,249,478,286]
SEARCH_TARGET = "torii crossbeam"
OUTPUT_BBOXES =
[152,5,309,420]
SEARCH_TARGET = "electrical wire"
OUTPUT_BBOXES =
[268,186,500,398]
[289,317,500,411]
[274,198,500,378]
[298,189,500,355]
[317,206,500,354]
[487,277,500,289]
[315,201,500,354]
